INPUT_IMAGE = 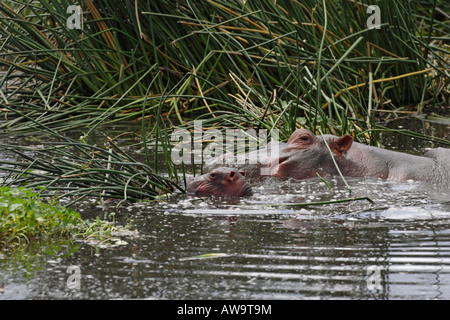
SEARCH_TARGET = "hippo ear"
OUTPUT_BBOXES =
[239,171,246,176]
[333,134,353,154]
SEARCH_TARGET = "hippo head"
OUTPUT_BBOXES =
[187,167,253,197]
[269,129,354,180]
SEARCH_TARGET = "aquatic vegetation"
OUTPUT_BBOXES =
[0,186,83,246]
[0,130,181,205]
[0,186,135,249]
[0,0,447,136]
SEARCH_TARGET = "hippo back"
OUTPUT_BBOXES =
[423,147,450,187]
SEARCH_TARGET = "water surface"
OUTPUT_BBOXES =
[1,116,449,300]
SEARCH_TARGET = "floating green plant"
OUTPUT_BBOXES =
[0,186,82,246]
[0,186,136,249]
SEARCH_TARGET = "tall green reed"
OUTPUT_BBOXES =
[0,0,447,135]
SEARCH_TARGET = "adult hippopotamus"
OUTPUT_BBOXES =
[206,129,450,186]
[187,167,253,197]
[270,129,450,185]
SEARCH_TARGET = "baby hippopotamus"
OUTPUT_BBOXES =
[187,167,253,197]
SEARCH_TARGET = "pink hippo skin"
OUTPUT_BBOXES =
[205,129,449,186]
[269,129,450,185]
[187,167,253,197]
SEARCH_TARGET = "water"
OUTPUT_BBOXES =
[1,116,449,300]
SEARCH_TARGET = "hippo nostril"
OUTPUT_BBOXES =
[227,170,237,182]
[279,156,289,163]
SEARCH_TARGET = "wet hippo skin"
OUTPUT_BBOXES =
[271,129,450,185]
[187,167,253,197]
[206,129,450,186]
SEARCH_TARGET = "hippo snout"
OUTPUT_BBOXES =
[187,167,253,197]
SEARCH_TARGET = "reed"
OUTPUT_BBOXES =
[0,0,447,134]
[0,0,448,202]
[0,126,181,205]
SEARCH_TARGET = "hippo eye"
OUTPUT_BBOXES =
[300,136,309,141]
[209,173,217,179]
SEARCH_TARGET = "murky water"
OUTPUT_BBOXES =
[1,116,449,300]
